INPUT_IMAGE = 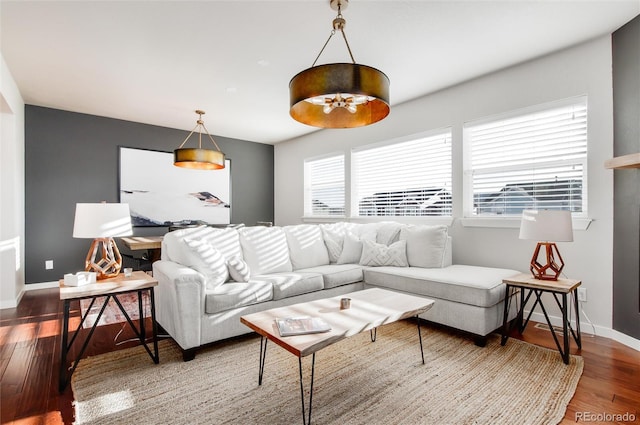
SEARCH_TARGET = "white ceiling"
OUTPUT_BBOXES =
[1,1,638,144]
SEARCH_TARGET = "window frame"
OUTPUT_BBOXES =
[303,152,346,219]
[350,128,453,219]
[462,96,589,222]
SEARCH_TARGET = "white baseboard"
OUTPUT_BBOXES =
[0,290,23,309]
[526,310,640,352]
[24,281,59,290]
[0,281,58,309]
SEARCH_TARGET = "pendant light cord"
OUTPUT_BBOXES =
[311,7,356,67]
[177,111,222,151]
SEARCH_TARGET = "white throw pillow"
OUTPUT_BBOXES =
[399,225,449,268]
[227,257,251,282]
[238,226,293,275]
[284,224,330,270]
[337,232,364,264]
[360,239,408,267]
[375,222,405,245]
[322,228,344,263]
[183,239,229,290]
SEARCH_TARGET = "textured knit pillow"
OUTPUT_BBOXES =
[227,257,251,282]
[359,239,408,267]
[183,239,229,290]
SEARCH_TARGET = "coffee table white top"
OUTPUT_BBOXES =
[240,288,434,357]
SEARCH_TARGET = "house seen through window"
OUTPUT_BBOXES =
[465,97,587,217]
[352,130,452,217]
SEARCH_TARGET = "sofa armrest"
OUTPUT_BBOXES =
[153,260,206,350]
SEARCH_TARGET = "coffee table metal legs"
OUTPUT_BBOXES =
[255,319,427,424]
[258,337,268,385]
[298,354,316,425]
[416,315,425,365]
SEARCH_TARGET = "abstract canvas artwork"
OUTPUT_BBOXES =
[119,147,231,227]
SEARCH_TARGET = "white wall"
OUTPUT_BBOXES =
[0,52,26,309]
[275,37,616,335]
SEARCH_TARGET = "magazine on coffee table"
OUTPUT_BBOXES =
[275,316,332,337]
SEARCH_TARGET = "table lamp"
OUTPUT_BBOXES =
[73,202,133,279]
[519,209,573,281]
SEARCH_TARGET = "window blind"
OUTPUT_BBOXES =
[352,131,452,217]
[466,97,587,216]
[304,154,345,216]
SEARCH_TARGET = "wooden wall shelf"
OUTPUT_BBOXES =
[605,153,640,169]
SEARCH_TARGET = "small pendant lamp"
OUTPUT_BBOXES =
[174,110,226,170]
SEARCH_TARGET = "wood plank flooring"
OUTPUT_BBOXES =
[1,288,639,424]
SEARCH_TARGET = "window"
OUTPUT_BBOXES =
[465,97,587,217]
[304,154,345,217]
[352,130,452,217]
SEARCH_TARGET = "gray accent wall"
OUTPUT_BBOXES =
[25,106,273,284]
[612,15,640,339]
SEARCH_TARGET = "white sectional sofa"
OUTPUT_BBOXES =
[152,222,519,360]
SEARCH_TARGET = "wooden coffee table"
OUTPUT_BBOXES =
[240,288,434,425]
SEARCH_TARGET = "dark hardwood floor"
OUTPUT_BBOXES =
[1,288,639,424]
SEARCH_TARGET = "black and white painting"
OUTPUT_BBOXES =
[119,147,231,227]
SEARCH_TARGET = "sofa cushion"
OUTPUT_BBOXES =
[337,232,365,264]
[182,239,229,290]
[205,281,273,314]
[360,240,409,267]
[238,226,293,275]
[164,226,242,267]
[284,224,330,270]
[296,264,364,289]
[351,223,378,241]
[322,228,344,263]
[252,272,324,301]
[227,257,251,282]
[399,225,449,268]
[375,222,405,245]
[364,265,520,308]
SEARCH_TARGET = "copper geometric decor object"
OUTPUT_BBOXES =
[529,242,565,281]
[84,237,123,279]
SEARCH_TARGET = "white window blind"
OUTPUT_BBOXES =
[304,154,345,217]
[352,130,452,217]
[465,97,587,216]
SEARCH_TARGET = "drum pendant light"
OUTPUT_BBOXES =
[174,110,226,170]
[289,0,390,128]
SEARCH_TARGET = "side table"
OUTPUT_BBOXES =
[500,273,582,364]
[58,271,160,392]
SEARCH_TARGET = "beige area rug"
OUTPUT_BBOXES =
[72,321,583,425]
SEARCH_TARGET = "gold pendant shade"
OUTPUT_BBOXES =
[174,148,225,170]
[174,110,225,170]
[289,0,390,128]
[290,63,389,128]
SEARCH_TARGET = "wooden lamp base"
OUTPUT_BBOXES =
[529,242,564,281]
[84,237,123,280]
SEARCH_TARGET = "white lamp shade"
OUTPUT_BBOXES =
[519,209,573,242]
[73,203,133,238]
